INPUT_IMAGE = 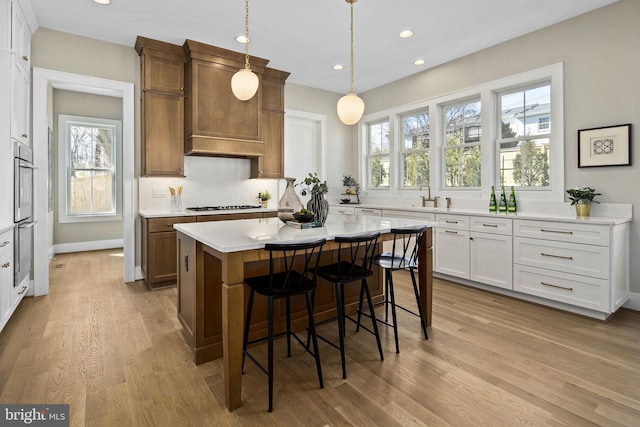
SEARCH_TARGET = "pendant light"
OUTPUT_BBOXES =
[231,0,259,101]
[337,0,365,125]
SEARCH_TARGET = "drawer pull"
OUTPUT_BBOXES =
[18,286,27,295]
[165,223,174,226]
[0,241,10,248]
[445,220,459,224]
[540,228,573,235]
[2,262,9,268]
[482,223,498,228]
[359,209,375,213]
[540,281,573,291]
[540,252,573,260]
[445,230,458,234]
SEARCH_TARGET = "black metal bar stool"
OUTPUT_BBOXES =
[312,231,384,379]
[362,225,428,353]
[242,238,326,412]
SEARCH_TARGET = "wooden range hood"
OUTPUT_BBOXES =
[183,39,290,159]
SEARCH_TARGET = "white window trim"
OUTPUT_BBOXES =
[57,114,123,223]
[359,62,564,202]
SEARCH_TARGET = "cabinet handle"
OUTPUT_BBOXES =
[540,281,573,291]
[180,87,184,91]
[18,286,27,295]
[360,209,375,213]
[445,230,458,234]
[2,262,9,268]
[0,241,9,248]
[540,228,573,235]
[22,55,28,61]
[482,223,498,228]
[21,133,28,138]
[445,220,458,224]
[165,223,174,226]
[540,252,573,260]
[184,254,189,272]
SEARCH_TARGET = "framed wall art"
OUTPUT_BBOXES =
[578,123,632,167]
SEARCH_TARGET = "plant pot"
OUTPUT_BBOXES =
[575,203,591,217]
[261,200,268,208]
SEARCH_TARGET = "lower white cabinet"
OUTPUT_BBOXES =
[470,231,512,290]
[1,229,14,333]
[435,227,469,278]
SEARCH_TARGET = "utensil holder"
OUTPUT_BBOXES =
[171,195,182,212]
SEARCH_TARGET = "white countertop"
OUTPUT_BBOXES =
[0,223,14,234]
[174,215,437,253]
[332,204,632,226]
[139,207,276,219]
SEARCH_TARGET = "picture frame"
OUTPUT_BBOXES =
[578,123,632,168]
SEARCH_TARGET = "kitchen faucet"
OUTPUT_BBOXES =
[419,185,437,207]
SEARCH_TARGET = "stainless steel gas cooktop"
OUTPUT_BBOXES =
[185,205,261,212]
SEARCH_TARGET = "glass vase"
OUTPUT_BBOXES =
[307,192,329,224]
[277,177,304,223]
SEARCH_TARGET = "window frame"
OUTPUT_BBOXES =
[57,114,123,223]
[358,63,564,202]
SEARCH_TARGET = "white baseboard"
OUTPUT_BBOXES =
[623,292,640,311]
[48,246,55,260]
[52,239,124,255]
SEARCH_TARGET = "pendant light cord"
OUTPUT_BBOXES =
[244,0,251,70]
[349,0,355,93]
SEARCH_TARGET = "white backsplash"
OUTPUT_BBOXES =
[139,156,281,210]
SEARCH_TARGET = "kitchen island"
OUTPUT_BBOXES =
[174,214,436,411]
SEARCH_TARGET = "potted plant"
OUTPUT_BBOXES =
[259,190,271,208]
[297,172,329,223]
[566,186,601,217]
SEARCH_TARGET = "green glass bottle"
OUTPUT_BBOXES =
[498,186,507,212]
[489,186,497,212]
[507,186,517,213]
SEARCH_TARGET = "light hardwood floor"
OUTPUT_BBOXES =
[1,249,639,426]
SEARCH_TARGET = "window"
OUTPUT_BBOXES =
[58,115,121,222]
[497,83,551,188]
[443,99,481,188]
[400,110,429,188]
[367,120,390,188]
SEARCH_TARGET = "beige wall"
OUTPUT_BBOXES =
[362,0,640,293]
[52,90,123,245]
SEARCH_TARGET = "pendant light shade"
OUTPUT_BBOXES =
[337,93,365,125]
[231,0,258,101]
[337,0,364,125]
[231,68,259,101]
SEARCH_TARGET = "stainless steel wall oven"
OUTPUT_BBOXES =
[14,141,34,289]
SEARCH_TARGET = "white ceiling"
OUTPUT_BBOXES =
[29,0,618,94]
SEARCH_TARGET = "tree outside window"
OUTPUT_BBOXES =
[401,110,429,188]
[367,120,390,188]
[443,99,481,188]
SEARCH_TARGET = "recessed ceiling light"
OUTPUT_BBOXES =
[413,59,426,66]
[398,30,414,38]
[94,0,111,4]
[332,64,344,71]
[235,35,249,44]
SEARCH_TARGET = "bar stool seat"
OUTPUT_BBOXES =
[365,225,429,353]
[242,238,326,412]
[312,231,383,379]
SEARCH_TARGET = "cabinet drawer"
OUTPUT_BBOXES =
[382,210,435,222]
[332,206,355,215]
[514,220,609,246]
[514,237,609,279]
[514,264,609,312]
[470,216,512,235]
[435,214,469,231]
[148,216,196,233]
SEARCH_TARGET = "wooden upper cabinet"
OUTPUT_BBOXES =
[143,54,185,95]
[135,36,186,177]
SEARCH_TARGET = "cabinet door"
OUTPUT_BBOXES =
[251,110,284,178]
[11,0,31,73]
[147,231,179,285]
[0,238,12,331]
[435,228,469,279]
[11,58,29,144]
[470,232,513,289]
[143,54,184,94]
[142,91,184,176]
